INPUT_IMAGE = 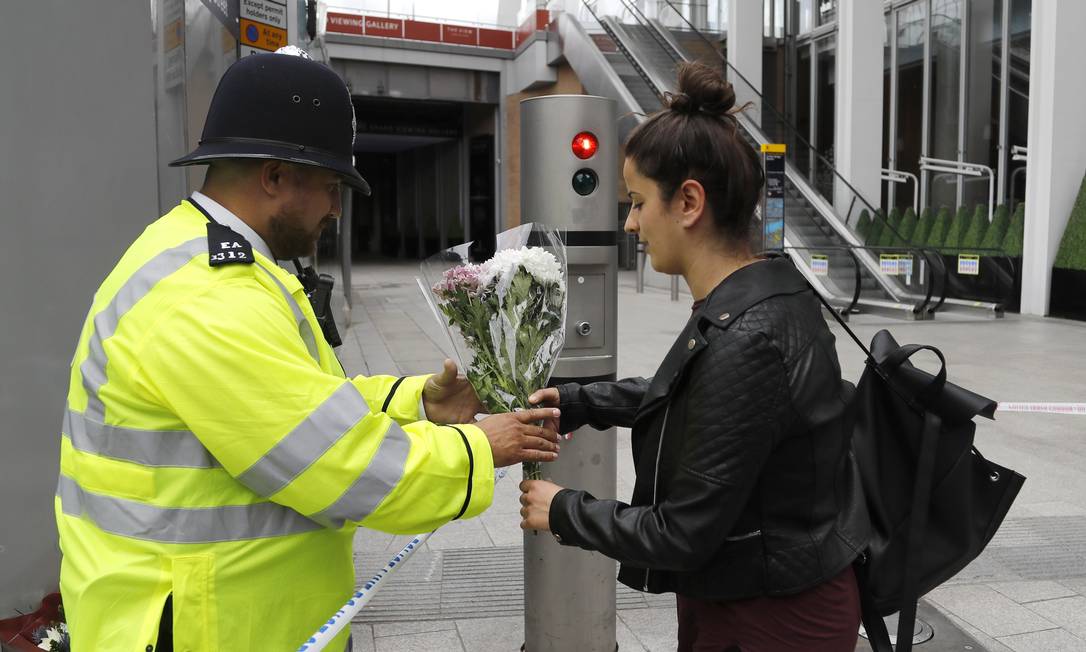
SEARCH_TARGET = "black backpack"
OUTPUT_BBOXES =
[817,295,1026,652]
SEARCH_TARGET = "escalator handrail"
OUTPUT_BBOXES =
[581,1,665,111]
[654,0,908,246]
[781,245,865,316]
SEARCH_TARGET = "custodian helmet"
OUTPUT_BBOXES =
[170,51,370,194]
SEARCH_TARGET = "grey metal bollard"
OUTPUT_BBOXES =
[519,94,619,652]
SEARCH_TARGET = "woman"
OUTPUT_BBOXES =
[520,62,870,651]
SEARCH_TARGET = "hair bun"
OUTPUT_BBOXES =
[667,62,736,117]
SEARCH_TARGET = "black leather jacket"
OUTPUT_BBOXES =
[549,257,870,600]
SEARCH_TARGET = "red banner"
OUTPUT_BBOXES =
[405,19,441,43]
[364,16,403,38]
[478,27,513,50]
[325,11,363,36]
[442,24,478,46]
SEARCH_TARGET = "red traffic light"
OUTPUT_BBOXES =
[572,131,599,159]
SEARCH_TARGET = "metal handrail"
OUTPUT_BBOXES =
[881,168,919,214]
[918,156,995,225]
[654,0,909,245]
[580,1,663,111]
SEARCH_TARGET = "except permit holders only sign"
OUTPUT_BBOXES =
[240,0,288,56]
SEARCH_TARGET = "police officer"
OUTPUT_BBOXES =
[56,50,560,651]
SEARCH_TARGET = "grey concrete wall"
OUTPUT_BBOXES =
[0,2,159,615]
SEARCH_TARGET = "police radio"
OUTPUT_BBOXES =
[293,260,343,348]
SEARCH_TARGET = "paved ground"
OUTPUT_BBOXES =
[333,261,1086,652]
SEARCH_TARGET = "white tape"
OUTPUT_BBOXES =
[997,402,1086,415]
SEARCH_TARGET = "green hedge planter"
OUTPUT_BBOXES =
[926,207,951,248]
[912,207,934,247]
[979,204,1010,251]
[961,204,989,250]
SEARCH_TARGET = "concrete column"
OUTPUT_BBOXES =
[727,0,762,126]
[1021,0,1086,315]
[833,0,884,219]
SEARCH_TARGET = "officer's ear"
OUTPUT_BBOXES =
[259,160,291,197]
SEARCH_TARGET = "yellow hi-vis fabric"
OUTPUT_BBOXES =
[56,200,494,651]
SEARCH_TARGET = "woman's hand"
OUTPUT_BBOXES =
[519,479,564,532]
[528,387,564,437]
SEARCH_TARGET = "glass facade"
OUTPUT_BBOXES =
[780,0,1031,214]
[894,3,926,211]
[928,0,962,210]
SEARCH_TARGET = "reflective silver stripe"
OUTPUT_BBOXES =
[237,383,370,497]
[57,474,322,543]
[63,409,219,469]
[81,237,206,420]
[312,421,411,525]
[255,264,320,362]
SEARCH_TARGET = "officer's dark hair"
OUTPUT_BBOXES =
[625,62,764,247]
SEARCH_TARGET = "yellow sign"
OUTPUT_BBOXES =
[240,18,287,52]
[761,143,787,154]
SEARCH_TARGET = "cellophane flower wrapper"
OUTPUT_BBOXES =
[418,224,567,481]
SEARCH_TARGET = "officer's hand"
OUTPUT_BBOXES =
[423,359,485,425]
[475,408,562,468]
[527,388,562,435]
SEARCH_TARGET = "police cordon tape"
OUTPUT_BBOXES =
[298,402,1084,649]
[997,402,1086,415]
[297,467,512,651]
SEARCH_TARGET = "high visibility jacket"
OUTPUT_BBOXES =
[56,199,494,651]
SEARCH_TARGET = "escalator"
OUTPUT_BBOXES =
[559,2,1004,319]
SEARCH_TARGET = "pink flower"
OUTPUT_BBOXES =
[433,263,482,298]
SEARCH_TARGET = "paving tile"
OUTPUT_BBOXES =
[455,615,523,651]
[427,517,495,550]
[373,628,464,652]
[935,609,1015,652]
[1026,596,1086,638]
[480,509,525,547]
[1023,502,1086,517]
[614,613,649,651]
[617,607,678,651]
[989,580,1078,603]
[349,623,375,652]
[1060,577,1086,595]
[998,628,1086,652]
[926,584,1057,637]
[373,620,456,638]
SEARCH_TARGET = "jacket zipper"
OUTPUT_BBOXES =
[644,403,670,591]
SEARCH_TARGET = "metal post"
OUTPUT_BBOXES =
[636,241,645,294]
[520,95,618,652]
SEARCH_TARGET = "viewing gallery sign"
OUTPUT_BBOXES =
[325,12,515,49]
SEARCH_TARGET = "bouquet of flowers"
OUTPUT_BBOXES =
[420,224,567,480]
[0,593,69,652]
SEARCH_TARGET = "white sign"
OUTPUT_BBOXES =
[811,254,829,276]
[957,254,980,276]
[241,0,286,28]
[879,254,900,275]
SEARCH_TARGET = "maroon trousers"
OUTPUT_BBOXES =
[676,566,861,652]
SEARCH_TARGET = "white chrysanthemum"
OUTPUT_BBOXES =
[519,247,562,284]
[480,247,562,286]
